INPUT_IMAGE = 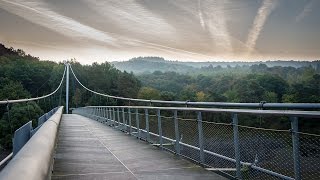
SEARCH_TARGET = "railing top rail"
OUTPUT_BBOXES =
[0,107,64,180]
[69,64,320,110]
[0,66,66,105]
[78,106,320,118]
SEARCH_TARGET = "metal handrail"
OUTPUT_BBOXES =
[0,66,66,105]
[73,105,320,180]
[0,153,13,170]
[81,106,320,118]
[0,107,64,180]
[70,64,320,109]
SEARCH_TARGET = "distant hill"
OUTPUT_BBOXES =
[112,57,320,74]
[112,57,195,74]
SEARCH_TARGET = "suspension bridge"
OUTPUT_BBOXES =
[0,63,319,180]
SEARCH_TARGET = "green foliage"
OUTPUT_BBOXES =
[68,61,141,106]
[134,63,320,104]
[0,79,31,100]
[138,87,160,100]
[159,91,176,101]
[0,102,43,148]
[0,44,142,149]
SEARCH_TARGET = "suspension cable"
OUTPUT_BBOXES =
[69,64,320,109]
[0,65,66,105]
[69,64,149,103]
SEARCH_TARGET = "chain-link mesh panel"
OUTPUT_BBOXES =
[129,110,136,135]
[138,112,147,140]
[299,132,320,180]
[178,117,200,162]
[202,120,235,177]
[239,125,293,179]
[148,110,159,144]
[160,112,175,152]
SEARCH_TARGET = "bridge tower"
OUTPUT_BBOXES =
[65,63,69,114]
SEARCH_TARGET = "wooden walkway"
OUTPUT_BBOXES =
[52,114,226,180]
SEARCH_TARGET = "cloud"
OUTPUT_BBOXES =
[296,0,313,22]
[0,0,215,59]
[82,0,176,38]
[207,1,234,53]
[0,0,118,46]
[246,0,277,55]
[171,1,234,53]
[198,0,205,29]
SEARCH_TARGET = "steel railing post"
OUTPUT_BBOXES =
[232,113,241,179]
[122,107,126,131]
[157,109,163,149]
[106,108,108,121]
[128,108,132,135]
[197,111,204,164]
[291,117,301,180]
[105,108,107,124]
[145,109,150,142]
[174,110,180,155]
[136,109,140,138]
[107,108,109,125]
[96,107,100,120]
[101,107,103,118]
[113,108,116,127]
[117,108,120,129]
[104,107,107,124]
[110,108,113,126]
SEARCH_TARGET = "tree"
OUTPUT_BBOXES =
[0,79,31,101]
[137,87,160,100]
[160,91,176,101]
[0,101,43,148]
[179,85,197,101]
[263,91,278,103]
[196,91,206,101]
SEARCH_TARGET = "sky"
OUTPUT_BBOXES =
[0,0,319,64]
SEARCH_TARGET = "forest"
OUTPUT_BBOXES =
[112,56,320,74]
[0,44,140,151]
[0,43,319,153]
[114,57,320,103]
[136,64,320,103]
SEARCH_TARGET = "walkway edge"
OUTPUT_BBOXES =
[0,106,64,180]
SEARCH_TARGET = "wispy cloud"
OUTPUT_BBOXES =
[198,0,205,29]
[0,0,118,46]
[0,0,215,59]
[82,0,176,38]
[207,1,233,53]
[246,0,277,55]
[296,0,313,22]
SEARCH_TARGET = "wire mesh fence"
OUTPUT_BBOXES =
[74,106,320,180]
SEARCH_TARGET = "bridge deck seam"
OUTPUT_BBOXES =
[83,123,139,180]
